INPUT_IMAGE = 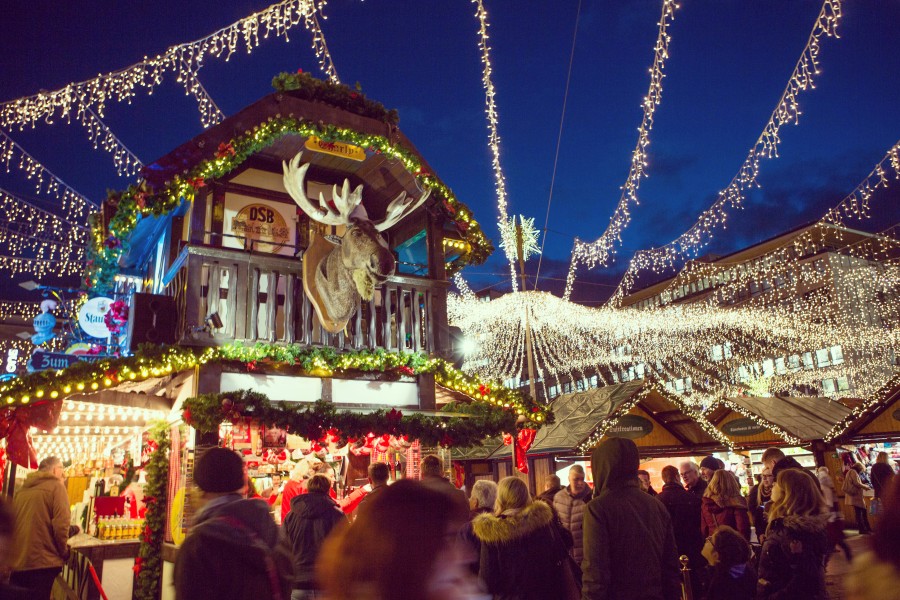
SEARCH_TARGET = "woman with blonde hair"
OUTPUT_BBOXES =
[472,477,571,599]
[757,469,829,599]
[701,470,751,541]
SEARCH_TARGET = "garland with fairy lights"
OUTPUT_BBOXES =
[577,387,649,454]
[86,99,492,293]
[0,343,550,426]
[824,372,900,443]
[717,397,802,446]
[134,422,169,600]
[183,390,520,448]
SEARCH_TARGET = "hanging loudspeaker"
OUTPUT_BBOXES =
[128,293,177,350]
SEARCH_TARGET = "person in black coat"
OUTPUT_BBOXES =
[283,474,346,598]
[582,438,681,600]
[472,477,569,600]
[175,447,293,600]
[871,451,896,501]
[657,466,705,576]
[757,469,829,600]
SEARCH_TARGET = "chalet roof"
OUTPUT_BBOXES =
[491,380,644,457]
[131,90,492,266]
[721,394,852,441]
[831,374,900,442]
[452,436,504,460]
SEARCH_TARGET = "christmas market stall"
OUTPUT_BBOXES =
[820,374,900,526]
[462,380,733,493]
[0,73,550,600]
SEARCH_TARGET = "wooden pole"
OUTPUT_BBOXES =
[515,220,537,403]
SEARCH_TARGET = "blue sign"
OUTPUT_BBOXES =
[28,351,104,372]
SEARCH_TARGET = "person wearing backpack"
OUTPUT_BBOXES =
[175,447,293,599]
[843,463,872,534]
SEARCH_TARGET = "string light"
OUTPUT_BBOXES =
[823,372,900,442]
[566,0,843,301]
[0,0,334,130]
[0,129,97,221]
[562,0,679,298]
[716,396,802,446]
[471,0,519,291]
[77,107,143,176]
[181,71,225,128]
[449,287,896,411]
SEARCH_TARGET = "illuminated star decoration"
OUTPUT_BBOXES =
[499,215,542,263]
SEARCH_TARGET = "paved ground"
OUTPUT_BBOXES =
[824,532,872,600]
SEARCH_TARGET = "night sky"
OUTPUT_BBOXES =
[1,0,898,303]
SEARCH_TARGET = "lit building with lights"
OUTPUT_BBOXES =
[534,221,899,402]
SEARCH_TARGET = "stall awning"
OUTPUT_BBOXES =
[507,380,645,456]
[722,394,852,442]
[452,436,504,460]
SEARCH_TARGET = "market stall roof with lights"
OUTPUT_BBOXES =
[484,380,728,459]
[92,73,493,292]
[709,394,852,447]
[825,374,900,444]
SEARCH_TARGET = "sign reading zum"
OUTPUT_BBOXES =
[722,417,769,437]
[607,415,654,439]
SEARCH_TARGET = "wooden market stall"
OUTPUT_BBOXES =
[469,380,734,493]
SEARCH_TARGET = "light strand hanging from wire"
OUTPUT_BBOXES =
[0,129,97,221]
[77,107,143,176]
[561,0,679,299]
[453,272,476,301]
[0,253,85,277]
[0,188,90,237]
[572,0,842,303]
[180,70,225,128]
[0,301,40,321]
[305,6,340,84]
[823,140,900,226]
[619,139,900,315]
[472,0,519,291]
[0,0,332,129]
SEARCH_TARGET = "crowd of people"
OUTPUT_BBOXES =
[2,443,898,599]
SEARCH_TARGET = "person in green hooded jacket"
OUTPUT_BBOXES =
[581,438,681,600]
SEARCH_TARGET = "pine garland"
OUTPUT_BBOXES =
[134,422,170,600]
[182,390,520,448]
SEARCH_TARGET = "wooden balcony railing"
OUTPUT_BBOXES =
[161,244,450,354]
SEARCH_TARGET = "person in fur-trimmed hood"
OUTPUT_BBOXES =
[472,477,569,600]
[581,438,681,600]
[757,469,830,600]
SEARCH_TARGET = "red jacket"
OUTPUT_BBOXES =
[700,495,751,541]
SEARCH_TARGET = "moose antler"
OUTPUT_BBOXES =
[373,188,432,232]
[283,152,363,226]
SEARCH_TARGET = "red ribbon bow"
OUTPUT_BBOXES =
[0,401,63,468]
[503,428,537,474]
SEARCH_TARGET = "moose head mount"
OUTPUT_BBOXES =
[283,151,431,333]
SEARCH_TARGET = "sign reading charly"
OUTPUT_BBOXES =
[722,417,769,437]
[607,414,654,439]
